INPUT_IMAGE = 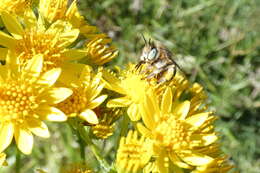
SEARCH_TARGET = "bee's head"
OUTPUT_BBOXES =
[140,36,159,62]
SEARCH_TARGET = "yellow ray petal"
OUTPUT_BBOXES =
[29,121,50,138]
[141,94,156,129]
[62,49,87,61]
[60,29,80,47]
[37,68,61,87]
[22,54,43,79]
[14,128,33,155]
[107,97,131,107]
[39,87,73,104]
[127,104,141,121]
[1,11,23,39]
[23,9,37,28]
[86,95,107,109]
[0,31,16,48]
[161,87,173,113]
[176,101,190,120]
[0,123,14,152]
[37,106,67,122]
[169,152,192,169]
[79,109,99,124]
[88,83,105,100]
[136,123,153,139]
[186,112,210,128]
[180,152,213,166]
[0,48,8,60]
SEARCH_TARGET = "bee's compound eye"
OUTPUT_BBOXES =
[148,48,157,60]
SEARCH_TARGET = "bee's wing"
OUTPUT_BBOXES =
[161,48,187,76]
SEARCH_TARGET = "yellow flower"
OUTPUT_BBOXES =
[0,0,32,15]
[0,53,72,154]
[85,34,118,65]
[0,11,86,75]
[39,0,98,37]
[0,153,7,166]
[192,156,234,173]
[137,88,218,172]
[116,130,153,173]
[91,107,122,139]
[57,66,107,124]
[103,65,153,121]
[39,0,118,65]
[60,163,92,173]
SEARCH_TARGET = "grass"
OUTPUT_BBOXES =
[1,0,259,172]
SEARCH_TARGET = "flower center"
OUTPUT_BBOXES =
[0,80,38,124]
[154,116,192,150]
[15,28,64,71]
[58,88,87,115]
[121,74,147,103]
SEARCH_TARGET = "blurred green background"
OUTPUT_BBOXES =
[1,0,259,172]
[78,0,259,172]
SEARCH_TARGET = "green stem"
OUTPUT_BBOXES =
[77,125,111,172]
[76,131,86,161]
[15,148,21,173]
[115,115,129,151]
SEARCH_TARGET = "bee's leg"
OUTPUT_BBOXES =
[135,61,145,70]
[157,65,176,83]
[146,68,164,79]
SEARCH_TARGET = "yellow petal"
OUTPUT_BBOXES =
[60,29,80,47]
[37,68,61,87]
[14,128,33,155]
[176,101,190,120]
[0,123,14,152]
[29,121,50,138]
[180,152,213,166]
[186,112,210,128]
[200,134,218,145]
[1,11,23,39]
[23,54,43,79]
[79,109,99,124]
[0,31,16,48]
[62,49,87,61]
[59,62,85,84]
[136,123,153,139]
[169,152,192,169]
[0,48,8,60]
[39,87,73,104]
[87,95,107,109]
[107,97,131,107]
[141,94,156,129]
[161,87,172,113]
[127,104,141,121]
[37,106,67,122]
[23,9,37,28]
[89,83,105,100]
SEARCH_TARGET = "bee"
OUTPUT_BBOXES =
[136,35,185,83]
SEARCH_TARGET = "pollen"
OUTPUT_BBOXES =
[0,80,38,124]
[15,28,64,71]
[154,116,192,150]
[121,74,148,103]
[58,88,87,115]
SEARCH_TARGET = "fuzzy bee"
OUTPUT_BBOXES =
[136,36,185,83]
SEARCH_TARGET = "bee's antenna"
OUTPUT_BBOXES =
[141,33,147,45]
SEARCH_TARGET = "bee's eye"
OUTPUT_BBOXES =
[147,48,157,60]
